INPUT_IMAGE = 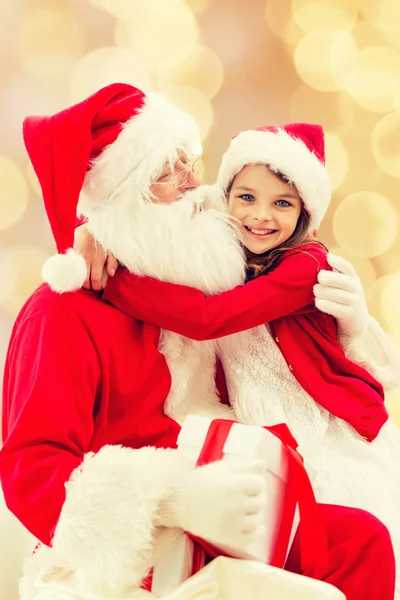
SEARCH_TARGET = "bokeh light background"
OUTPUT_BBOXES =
[0,0,399,424]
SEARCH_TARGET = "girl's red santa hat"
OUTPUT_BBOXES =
[23,83,202,292]
[217,122,331,231]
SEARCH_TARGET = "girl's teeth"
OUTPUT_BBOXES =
[248,227,275,235]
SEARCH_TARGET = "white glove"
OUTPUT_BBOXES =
[157,458,266,552]
[313,252,369,338]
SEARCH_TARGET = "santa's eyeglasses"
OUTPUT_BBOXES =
[153,156,203,188]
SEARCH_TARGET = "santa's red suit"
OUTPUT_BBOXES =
[0,85,396,600]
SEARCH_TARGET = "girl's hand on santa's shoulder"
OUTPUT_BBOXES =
[74,223,118,291]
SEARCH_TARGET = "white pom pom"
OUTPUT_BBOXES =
[42,249,87,294]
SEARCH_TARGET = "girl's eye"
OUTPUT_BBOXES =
[276,199,290,207]
[239,194,254,202]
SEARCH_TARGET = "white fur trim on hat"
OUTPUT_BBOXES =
[42,249,87,293]
[217,129,331,230]
[78,93,202,217]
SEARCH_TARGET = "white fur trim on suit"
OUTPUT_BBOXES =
[42,249,87,293]
[21,446,190,599]
[341,315,400,393]
[53,446,190,592]
[217,129,331,230]
[79,93,202,215]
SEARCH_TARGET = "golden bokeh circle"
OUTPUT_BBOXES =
[69,47,153,104]
[0,157,29,231]
[157,45,224,101]
[164,85,213,139]
[332,191,398,258]
[357,0,400,33]
[114,0,198,71]
[26,161,42,198]
[366,275,400,337]
[294,29,359,92]
[17,6,85,80]
[350,21,386,50]
[88,0,140,19]
[344,46,400,113]
[289,86,355,136]
[281,20,306,51]
[325,132,348,191]
[329,246,376,289]
[371,112,400,179]
[183,0,210,15]
[371,237,400,276]
[378,273,400,333]
[292,0,358,33]
[264,0,307,52]
[1,246,51,315]
[264,0,302,42]
[366,275,391,331]
[0,249,17,307]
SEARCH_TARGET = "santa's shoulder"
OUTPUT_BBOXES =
[14,283,112,330]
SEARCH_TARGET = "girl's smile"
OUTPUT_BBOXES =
[243,225,279,238]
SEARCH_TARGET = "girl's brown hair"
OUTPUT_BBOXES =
[227,166,325,281]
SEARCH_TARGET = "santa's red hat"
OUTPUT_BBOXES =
[216,123,331,231]
[23,83,202,292]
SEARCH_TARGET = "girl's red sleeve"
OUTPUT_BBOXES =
[103,245,328,341]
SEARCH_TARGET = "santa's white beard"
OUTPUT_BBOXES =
[87,187,245,294]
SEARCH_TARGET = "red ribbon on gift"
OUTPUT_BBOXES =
[189,419,328,576]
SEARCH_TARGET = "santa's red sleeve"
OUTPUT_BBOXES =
[1,309,99,545]
[103,245,327,340]
[0,308,188,592]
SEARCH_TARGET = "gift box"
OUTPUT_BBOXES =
[151,417,327,597]
[177,415,293,564]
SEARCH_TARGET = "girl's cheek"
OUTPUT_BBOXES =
[228,199,239,218]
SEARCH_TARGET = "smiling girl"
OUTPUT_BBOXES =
[228,162,310,278]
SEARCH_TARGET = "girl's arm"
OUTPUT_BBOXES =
[103,245,327,341]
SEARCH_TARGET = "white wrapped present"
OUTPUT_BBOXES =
[151,417,327,597]
[177,416,292,564]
